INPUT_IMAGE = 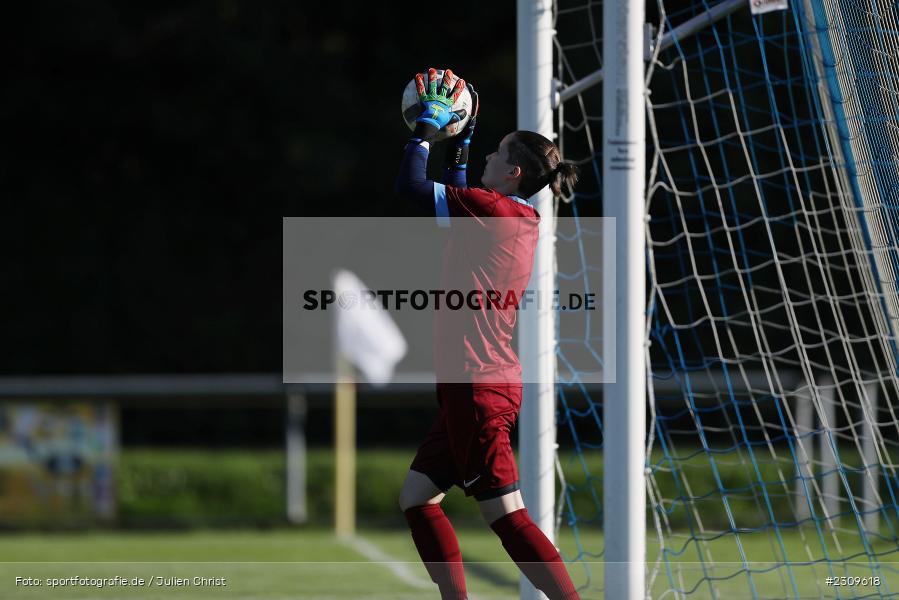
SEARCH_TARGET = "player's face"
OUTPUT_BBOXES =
[481,133,520,191]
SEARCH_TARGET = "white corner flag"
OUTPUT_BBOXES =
[333,269,407,386]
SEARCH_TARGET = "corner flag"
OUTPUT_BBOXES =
[333,269,407,385]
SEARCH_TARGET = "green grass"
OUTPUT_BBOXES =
[0,528,516,600]
[14,446,899,597]
[2,527,899,599]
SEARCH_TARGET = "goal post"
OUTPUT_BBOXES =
[517,1,558,599]
[601,0,646,598]
[549,0,899,598]
[519,0,648,598]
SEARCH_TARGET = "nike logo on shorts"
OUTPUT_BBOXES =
[463,475,481,488]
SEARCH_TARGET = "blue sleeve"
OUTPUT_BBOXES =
[395,142,434,213]
[396,142,450,227]
[442,166,467,188]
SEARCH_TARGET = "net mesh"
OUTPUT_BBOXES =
[554,0,899,596]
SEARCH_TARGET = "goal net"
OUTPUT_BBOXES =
[554,0,899,596]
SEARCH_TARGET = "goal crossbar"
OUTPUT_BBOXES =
[554,0,745,107]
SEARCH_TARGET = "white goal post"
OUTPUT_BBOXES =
[519,1,648,598]
[600,0,647,598]
[517,2,558,600]
[523,0,899,597]
[519,1,745,598]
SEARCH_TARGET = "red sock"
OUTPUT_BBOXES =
[490,508,580,600]
[403,504,467,600]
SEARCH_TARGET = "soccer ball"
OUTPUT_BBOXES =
[401,69,472,142]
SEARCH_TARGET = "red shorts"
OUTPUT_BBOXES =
[409,384,522,500]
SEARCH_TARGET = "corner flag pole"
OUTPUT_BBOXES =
[330,269,406,539]
[603,0,646,598]
[334,352,356,538]
[518,1,556,599]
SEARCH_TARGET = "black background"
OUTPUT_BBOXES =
[2,1,520,376]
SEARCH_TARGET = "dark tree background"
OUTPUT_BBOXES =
[1,1,517,375]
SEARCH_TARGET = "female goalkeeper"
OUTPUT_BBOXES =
[395,68,580,600]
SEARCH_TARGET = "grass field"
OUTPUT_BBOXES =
[1,528,518,600]
[2,526,898,599]
[8,438,899,599]
[7,448,899,598]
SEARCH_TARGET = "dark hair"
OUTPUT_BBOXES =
[505,130,579,198]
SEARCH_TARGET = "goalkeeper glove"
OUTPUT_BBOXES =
[445,83,478,169]
[412,68,468,142]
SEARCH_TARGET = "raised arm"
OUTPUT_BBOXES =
[442,85,479,188]
[395,140,436,213]
[395,68,470,213]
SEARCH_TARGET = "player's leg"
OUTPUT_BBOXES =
[475,487,524,523]
[453,384,579,600]
[402,404,467,600]
[478,490,579,600]
[398,469,446,510]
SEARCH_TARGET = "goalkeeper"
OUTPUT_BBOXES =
[396,68,580,600]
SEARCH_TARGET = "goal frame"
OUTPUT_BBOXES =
[525,1,762,598]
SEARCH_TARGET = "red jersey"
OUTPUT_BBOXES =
[433,185,540,385]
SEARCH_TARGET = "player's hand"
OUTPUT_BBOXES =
[445,83,478,169]
[413,68,468,141]
[452,83,478,146]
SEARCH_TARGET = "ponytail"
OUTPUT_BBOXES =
[549,161,579,197]
[505,131,579,198]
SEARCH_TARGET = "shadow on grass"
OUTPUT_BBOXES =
[464,555,519,590]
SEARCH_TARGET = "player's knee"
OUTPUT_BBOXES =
[477,489,525,524]
[398,483,444,511]
[399,490,429,512]
[398,489,415,512]
[478,500,504,525]
[399,470,447,511]
[398,483,424,512]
